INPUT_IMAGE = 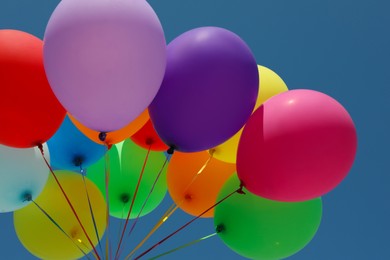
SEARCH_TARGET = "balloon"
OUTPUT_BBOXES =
[214,175,322,260]
[167,151,235,217]
[0,144,49,213]
[149,27,258,152]
[44,0,166,132]
[69,109,149,145]
[0,29,65,148]
[88,139,167,219]
[213,65,288,163]
[14,171,106,259]
[47,116,107,172]
[130,119,168,151]
[237,89,358,202]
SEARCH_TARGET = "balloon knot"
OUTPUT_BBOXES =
[98,132,107,142]
[216,224,225,233]
[237,182,246,195]
[37,143,44,154]
[145,138,154,146]
[167,146,175,155]
[22,192,32,202]
[73,156,83,167]
[120,193,130,203]
[184,194,192,201]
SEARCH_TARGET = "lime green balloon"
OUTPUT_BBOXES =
[214,175,322,260]
[87,139,167,219]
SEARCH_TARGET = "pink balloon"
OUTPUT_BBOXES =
[237,89,357,202]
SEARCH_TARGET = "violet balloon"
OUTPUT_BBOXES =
[149,27,259,152]
[43,0,166,132]
[237,89,358,202]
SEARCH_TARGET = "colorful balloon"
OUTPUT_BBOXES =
[214,175,322,260]
[88,139,167,219]
[167,151,236,217]
[149,27,258,152]
[47,116,106,172]
[0,144,49,213]
[237,89,358,201]
[69,109,149,145]
[213,65,288,163]
[44,0,166,132]
[14,171,107,259]
[0,29,65,148]
[131,119,168,151]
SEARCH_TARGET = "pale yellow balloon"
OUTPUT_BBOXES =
[212,65,288,163]
[14,171,107,260]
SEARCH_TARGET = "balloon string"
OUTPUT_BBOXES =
[37,144,100,260]
[104,143,112,260]
[197,149,215,175]
[116,154,172,260]
[78,239,99,260]
[123,203,178,260]
[116,203,127,246]
[81,167,104,257]
[134,186,244,260]
[149,232,218,260]
[126,153,171,238]
[114,144,152,260]
[151,149,215,229]
[28,198,92,260]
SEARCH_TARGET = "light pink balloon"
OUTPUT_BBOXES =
[237,89,357,202]
[44,0,166,132]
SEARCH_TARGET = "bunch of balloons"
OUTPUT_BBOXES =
[0,0,357,259]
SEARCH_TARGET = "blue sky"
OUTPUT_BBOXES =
[1,0,389,259]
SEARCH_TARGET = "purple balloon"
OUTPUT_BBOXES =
[44,0,166,132]
[149,27,259,152]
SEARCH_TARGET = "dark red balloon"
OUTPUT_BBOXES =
[0,30,65,148]
[130,119,168,151]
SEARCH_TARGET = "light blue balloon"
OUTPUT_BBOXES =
[47,116,106,172]
[0,144,49,213]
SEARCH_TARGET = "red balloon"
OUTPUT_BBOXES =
[0,30,65,148]
[237,89,357,202]
[130,119,168,151]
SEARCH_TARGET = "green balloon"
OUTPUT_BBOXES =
[87,139,167,219]
[214,175,322,260]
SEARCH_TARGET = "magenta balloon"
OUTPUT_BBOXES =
[44,0,166,132]
[149,27,259,152]
[237,89,357,202]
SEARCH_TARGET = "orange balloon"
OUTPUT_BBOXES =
[167,151,236,218]
[69,109,149,145]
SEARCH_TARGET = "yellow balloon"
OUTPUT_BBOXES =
[14,171,106,260]
[213,65,288,163]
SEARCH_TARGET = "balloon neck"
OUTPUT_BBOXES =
[98,132,107,142]
[22,192,32,202]
[216,224,225,233]
[120,193,130,203]
[167,146,175,155]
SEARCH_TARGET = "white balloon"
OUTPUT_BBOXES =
[0,144,50,213]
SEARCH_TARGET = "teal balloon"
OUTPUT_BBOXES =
[88,139,167,219]
[214,175,322,260]
[47,116,106,172]
[0,144,49,212]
